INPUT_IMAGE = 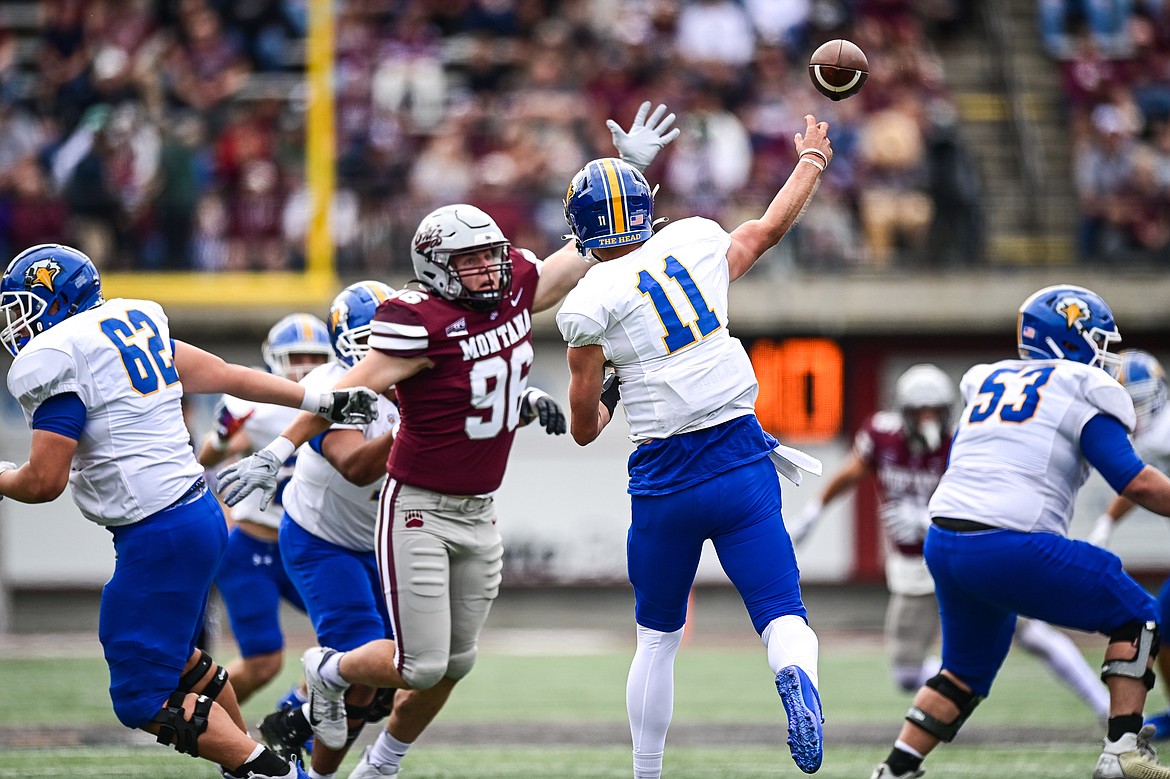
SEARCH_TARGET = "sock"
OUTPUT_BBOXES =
[761,615,820,688]
[307,771,334,779]
[228,746,289,778]
[627,624,684,778]
[319,651,347,689]
[633,750,664,779]
[1109,714,1143,742]
[1015,619,1110,720]
[368,728,412,770]
[279,685,308,710]
[893,738,924,758]
[886,745,924,776]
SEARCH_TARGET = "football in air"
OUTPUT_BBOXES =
[808,39,869,101]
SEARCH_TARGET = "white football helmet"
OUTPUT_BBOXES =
[409,204,512,310]
[895,364,956,452]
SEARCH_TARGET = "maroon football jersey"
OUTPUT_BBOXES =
[368,248,541,495]
[855,410,951,553]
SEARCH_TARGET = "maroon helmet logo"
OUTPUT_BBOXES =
[413,225,443,260]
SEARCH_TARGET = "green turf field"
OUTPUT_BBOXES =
[2,636,1153,778]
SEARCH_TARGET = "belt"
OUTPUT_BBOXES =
[165,477,207,511]
[932,516,997,533]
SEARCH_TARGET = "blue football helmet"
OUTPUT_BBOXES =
[563,157,653,254]
[329,280,394,367]
[1017,284,1122,372]
[261,313,333,381]
[0,244,104,357]
[1116,349,1168,432]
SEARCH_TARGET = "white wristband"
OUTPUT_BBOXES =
[299,388,327,414]
[800,157,824,173]
[263,436,297,464]
[800,148,830,166]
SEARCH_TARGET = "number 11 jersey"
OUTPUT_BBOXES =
[368,249,541,496]
[928,358,1136,535]
[557,217,757,443]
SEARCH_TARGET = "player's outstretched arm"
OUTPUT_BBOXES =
[566,344,613,445]
[788,453,870,544]
[727,114,832,282]
[533,241,591,313]
[0,430,76,503]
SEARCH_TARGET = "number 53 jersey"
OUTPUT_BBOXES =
[6,298,202,526]
[557,217,757,443]
[928,358,1136,536]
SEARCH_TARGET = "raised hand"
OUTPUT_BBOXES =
[794,114,833,172]
[607,101,681,172]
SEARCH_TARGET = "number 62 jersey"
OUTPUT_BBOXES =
[928,358,1136,536]
[5,297,203,527]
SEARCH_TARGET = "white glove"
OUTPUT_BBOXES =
[607,101,681,173]
[215,438,294,509]
[0,461,17,501]
[302,387,379,424]
[1087,512,1115,547]
[787,500,823,546]
[880,501,932,546]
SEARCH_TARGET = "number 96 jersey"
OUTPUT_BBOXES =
[557,217,757,443]
[928,358,1135,535]
[5,298,202,526]
[368,249,542,496]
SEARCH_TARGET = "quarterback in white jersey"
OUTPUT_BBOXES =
[196,313,333,706]
[869,286,1170,779]
[0,244,378,779]
[559,113,832,779]
[1086,350,1170,740]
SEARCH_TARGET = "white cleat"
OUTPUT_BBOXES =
[1095,725,1170,779]
[348,746,400,777]
[869,763,924,779]
[302,647,348,750]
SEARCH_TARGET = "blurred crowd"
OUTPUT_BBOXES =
[1049,0,1170,263]
[0,0,982,275]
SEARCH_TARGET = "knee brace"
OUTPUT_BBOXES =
[361,688,396,724]
[905,673,983,743]
[152,691,212,757]
[1102,621,1160,690]
[178,650,229,702]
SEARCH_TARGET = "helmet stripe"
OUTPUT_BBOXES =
[600,159,627,236]
[298,315,314,341]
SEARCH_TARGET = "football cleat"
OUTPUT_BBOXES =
[776,665,824,773]
[1094,725,1170,779]
[869,763,925,779]
[302,647,349,750]
[258,705,313,763]
[347,746,400,777]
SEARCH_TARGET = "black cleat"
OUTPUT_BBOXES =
[258,706,314,763]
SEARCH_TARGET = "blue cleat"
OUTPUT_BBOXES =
[776,665,824,774]
[1145,710,1170,741]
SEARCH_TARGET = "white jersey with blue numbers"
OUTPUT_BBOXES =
[557,217,757,443]
[1134,404,1170,475]
[218,395,302,528]
[282,362,399,552]
[929,358,1136,535]
[6,298,202,527]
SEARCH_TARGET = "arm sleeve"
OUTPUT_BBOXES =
[31,392,87,440]
[1080,413,1146,493]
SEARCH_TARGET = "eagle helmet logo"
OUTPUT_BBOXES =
[25,259,62,293]
[1056,296,1091,330]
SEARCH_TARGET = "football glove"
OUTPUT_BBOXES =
[302,387,380,425]
[607,101,680,173]
[520,387,566,435]
[1087,512,1115,547]
[0,460,17,501]
[600,372,622,416]
[216,448,283,509]
[879,500,932,546]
